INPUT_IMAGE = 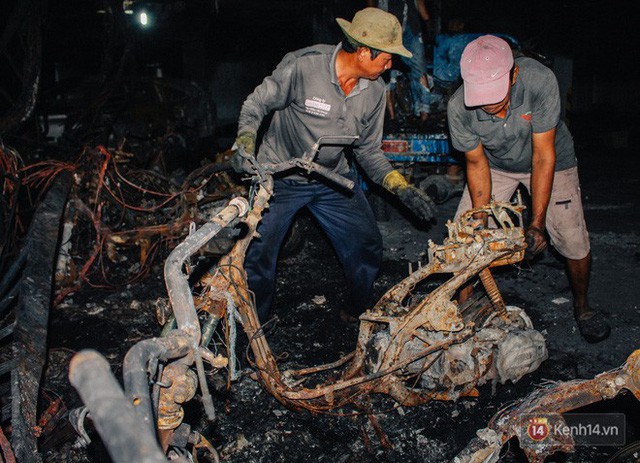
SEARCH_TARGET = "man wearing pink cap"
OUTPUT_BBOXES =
[447,35,610,343]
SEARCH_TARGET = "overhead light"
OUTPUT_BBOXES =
[138,11,149,26]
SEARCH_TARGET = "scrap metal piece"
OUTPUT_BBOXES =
[68,195,251,461]
[452,349,640,463]
[157,363,198,450]
[69,350,173,463]
[196,194,546,413]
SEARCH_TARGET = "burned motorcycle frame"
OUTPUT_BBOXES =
[453,348,640,463]
[69,144,549,461]
[197,179,547,412]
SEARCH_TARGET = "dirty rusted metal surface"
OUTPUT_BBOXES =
[69,349,170,463]
[196,187,546,414]
[452,348,640,463]
[157,362,198,431]
[67,176,547,460]
[68,196,251,461]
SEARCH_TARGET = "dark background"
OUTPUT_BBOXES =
[2,2,638,462]
[2,0,638,155]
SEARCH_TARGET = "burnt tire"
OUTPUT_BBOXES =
[606,440,640,463]
[419,174,458,204]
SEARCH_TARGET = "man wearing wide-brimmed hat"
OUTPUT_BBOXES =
[230,7,437,324]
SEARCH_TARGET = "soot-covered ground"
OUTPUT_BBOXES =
[40,128,640,463]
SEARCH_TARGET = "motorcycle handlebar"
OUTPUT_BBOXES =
[257,135,359,191]
[262,159,355,191]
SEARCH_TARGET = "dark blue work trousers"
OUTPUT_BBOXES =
[245,178,383,322]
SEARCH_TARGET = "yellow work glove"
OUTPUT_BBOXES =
[382,170,436,222]
[230,130,257,174]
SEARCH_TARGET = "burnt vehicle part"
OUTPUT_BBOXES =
[0,172,72,462]
[68,138,545,459]
[210,188,546,413]
[69,195,250,463]
[452,348,640,463]
[20,145,247,303]
[606,439,640,463]
[191,139,545,413]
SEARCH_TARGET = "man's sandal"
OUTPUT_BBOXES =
[575,309,611,343]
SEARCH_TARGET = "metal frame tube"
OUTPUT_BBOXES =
[69,350,177,463]
[164,198,248,343]
[122,334,192,433]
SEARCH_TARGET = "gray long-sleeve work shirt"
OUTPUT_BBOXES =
[237,44,394,185]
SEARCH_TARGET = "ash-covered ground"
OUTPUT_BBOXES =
[40,133,640,463]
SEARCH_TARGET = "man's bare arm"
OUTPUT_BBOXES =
[416,0,430,21]
[465,143,491,208]
[530,128,556,230]
[526,128,557,254]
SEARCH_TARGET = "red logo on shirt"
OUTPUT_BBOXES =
[521,112,532,121]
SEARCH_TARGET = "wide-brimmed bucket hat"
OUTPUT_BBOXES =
[336,7,412,58]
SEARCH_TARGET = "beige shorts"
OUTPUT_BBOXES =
[455,167,590,260]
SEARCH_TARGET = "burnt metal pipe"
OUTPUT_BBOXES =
[164,197,249,344]
[69,349,182,463]
[121,333,193,434]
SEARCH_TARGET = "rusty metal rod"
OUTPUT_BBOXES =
[69,349,177,463]
[122,334,192,435]
[281,329,473,400]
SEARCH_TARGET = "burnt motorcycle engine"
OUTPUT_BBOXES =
[365,306,547,394]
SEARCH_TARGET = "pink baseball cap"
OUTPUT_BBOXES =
[460,35,514,107]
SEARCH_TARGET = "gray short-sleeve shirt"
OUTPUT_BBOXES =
[238,44,394,184]
[447,56,577,173]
